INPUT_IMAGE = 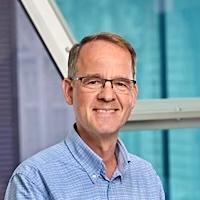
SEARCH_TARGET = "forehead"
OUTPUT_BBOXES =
[78,39,130,58]
[76,40,133,78]
[76,40,133,77]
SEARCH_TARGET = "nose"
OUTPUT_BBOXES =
[102,80,113,88]
[97,81,116,102]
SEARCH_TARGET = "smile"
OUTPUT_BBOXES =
[93,109,118,113]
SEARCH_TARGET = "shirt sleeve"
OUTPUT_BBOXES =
[157,175,165,200]
[4,173,47,200]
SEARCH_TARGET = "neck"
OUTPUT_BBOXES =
[91,140,118,179]
[75,125,118,179]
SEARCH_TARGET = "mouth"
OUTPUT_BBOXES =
[93,108,119,113]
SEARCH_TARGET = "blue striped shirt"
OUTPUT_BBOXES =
[5,127,165,200]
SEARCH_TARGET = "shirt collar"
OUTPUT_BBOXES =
[64,124,131,183]
[116,139,131,172]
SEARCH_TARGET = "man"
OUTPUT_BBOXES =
[5,32,165,199]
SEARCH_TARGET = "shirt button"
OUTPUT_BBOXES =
[92,174,97,179]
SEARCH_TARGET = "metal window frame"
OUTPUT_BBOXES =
[19,0,75,78]
[19,0,200,131]
[124,98,200,131]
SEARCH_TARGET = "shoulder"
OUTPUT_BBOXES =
[127,153,161,181]
[127,153,165,198]
[11,140,70,180]
[5,141,71,199]
[128,153,155,170]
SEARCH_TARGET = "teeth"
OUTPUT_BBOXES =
[96,109,115,113]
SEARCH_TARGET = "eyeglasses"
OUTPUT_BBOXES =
[71,76,136,94]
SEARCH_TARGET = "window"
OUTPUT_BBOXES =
[18,1,200,199]
[120,128,200,200]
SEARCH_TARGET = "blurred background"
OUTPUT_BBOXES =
[1,0,200,199]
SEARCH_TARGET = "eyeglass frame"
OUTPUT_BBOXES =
[69,75,136,93]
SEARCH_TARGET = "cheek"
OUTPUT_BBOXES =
[130,96,136,108]
[128,90,137,109]
[122,95,136,115]
[73,92,94,115]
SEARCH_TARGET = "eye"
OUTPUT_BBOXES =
[113,78,133,91]
[87,79,101,85]
[114,81,128,88]
[83,77,102,86]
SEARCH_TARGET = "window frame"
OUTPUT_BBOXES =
[19,0,200,130]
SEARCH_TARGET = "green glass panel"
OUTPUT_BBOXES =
[55,0,161,99]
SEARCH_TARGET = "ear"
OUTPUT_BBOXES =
[62,78,73,105]
[131,84,138,108]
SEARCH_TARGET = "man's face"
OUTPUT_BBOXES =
[63,40,137,140]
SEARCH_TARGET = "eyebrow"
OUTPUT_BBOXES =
[80,74,133,80]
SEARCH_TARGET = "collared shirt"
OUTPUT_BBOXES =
[5,126,165,200]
